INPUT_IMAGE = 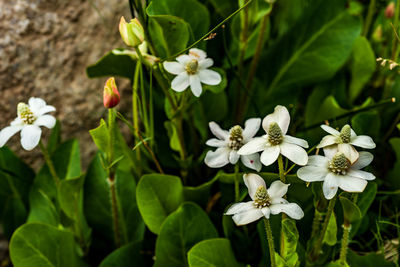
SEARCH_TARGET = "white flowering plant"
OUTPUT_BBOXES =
[1,1,400,267]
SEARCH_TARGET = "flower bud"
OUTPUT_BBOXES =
[385,2,395,19]
[103,77,120,108]
[119,16,144,47]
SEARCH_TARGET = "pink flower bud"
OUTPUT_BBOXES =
[103,77,120,108]
[385,2,395,19]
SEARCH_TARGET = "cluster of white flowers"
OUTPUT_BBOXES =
[297,124,376,199]
[204,105,376,226]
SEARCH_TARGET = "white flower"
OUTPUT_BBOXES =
[297,151,375,200]
[238,105,309,166]
[225,173,304,225]
[163,48,222,97]
[317,124,376,164]
[204,118,262,171]
[0,97,56,151]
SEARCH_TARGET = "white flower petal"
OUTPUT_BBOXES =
[229,150,240,164]
[28,97,46,113]
[189,48,207,60]
[205,138,226,147]
[10,117,23,126]
[269,203,304,220]
[280,142,308,166]
[171,72,190,92]
[238,137,267,155]
[338,143,359,164]
[271,197,289,205]
[337,176,368,193]
[284,135,309,148]
[261,207,270,219]
[242,118,261,141]
[262,105,290,135]
[198,69,221,85]
[0,125,23,147]
[176,54,191,65]
[36,105,56,116]
[307,155,330,167]
[204,147,230,168]
[350,135,376,149]
[320,125,340,136]
[225,201,254,215]
[209,121,229,140]
[352,152,374,170]
[244,173,266,200]
[198,58,213,69]
[34,115,56,129]
[189,74,203,97]
[317,135,338,148]
[323,146,338,159]
[350,128,357,139]
[260,145,280,166]
[267,180,289,199]
[322,173,339,200]
[240,154,262,172]
[347,170,375,181]
[20,125,41,151]
[163,61,185,75]
[232,208,263,226]
[297,166,328,182]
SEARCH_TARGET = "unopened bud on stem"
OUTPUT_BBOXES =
[119,16,144,47]
[385,2,395,19]
[103,77,120,108]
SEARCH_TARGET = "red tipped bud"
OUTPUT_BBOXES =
[385,2,395,19]
[103,77,120,108]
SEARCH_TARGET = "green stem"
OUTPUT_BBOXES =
[392,0,400,61]
[108,177,121,248]
[264,218,277,267]
[132,62,142,175]
[39,140,60,186]
[108,109,115,167]
[309,196,337,261]
[234,164,240,202]
[278,155,285,183]
[310,210,323,239]
[163,0,253,61]
[339,224,351,265]
[362,0,376,37]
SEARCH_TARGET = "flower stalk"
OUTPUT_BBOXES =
[339,224,351,265]
[39,140,60,186]
[234,164,240,202]
[264,218,277,267]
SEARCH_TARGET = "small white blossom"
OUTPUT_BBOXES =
[317,124,376,163]
[297,151,375,200]
[205,118,262,171]
[0,97,56,151]
[238,105,309,166]
[225,173,304,225]
[163,48,222,97]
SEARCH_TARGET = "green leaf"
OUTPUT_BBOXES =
[339,195,362,224]
[351,111,380,140]
[257,0,361,113]
[348,36,376,102]
[183,175,219,207]
[48,120,61,154]
[388,138,400,189]
[9,223,87,267]
[187,238,242,267]
[281,219,299,267]
[0,147,35,239]
[148,15,189,58]
[323,212,337,246]
[136,173,184,234]
[90,119,109,153]
[27,190,59,226]
[164,121,182,153]
[347,250,396,267]
[154,202,218,267]
[147,0,210,40]
[99,241,143,267]
[84,154,144,246]
[86,49,136,80]
[351,182,377,237]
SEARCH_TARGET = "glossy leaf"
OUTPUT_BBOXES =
[89,119,109,153]
[323,212,337,246]
[281,219,299,267]
[99,242,143,267]
[339,195,362,224]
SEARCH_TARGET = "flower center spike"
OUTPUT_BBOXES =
[253,185,271,208]
[185,59,199,75]
[228,125,244,150]
[328,152,350,175]
[339,124,351,143]
[268,122,283,145]
[17,103,36,125]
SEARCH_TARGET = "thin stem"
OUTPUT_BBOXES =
[264,218,277,267]
[278,155,285,183]
[392,0,400,61]
[339,224,351,265]
[310,210,323,239]
[108,178,121,248]
[163,0,253,61]
[108,109,115,167]
[309,196,337,262]
[234,164,240,202]
[132,62,142,175]
[362,0,376,37]
[39,140,60,186]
